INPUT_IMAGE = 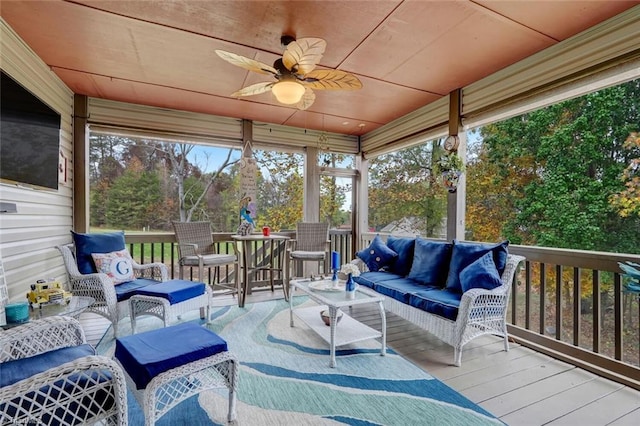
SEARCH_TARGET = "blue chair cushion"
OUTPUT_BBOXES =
[133,279,206,305]
[460,251,502,293]
[409,289,461,321]
[373,278,440,304]
[0,344,96,387]
[115,322,228,390]
[72,230,126,274]
[386,236,415,277]
[354,271,404,289]
[356,235,398,272]
[407,238,452,287]
[0,344,114,424]
[445,240,509,293]
[114,278,162,302]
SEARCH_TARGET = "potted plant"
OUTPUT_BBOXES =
[434,152,465,193]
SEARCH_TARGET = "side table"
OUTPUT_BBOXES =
[1,296,94,329]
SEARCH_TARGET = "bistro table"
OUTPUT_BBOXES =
[231,234,290,307]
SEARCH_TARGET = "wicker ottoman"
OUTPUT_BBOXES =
[129,279,211,333]
[115,322,238,426]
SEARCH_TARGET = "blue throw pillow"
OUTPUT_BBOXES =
[72,230,126,274]
[356,235,398,272]
[445,240,509,293]
[407,238,452,286]
[386,236,415,276]
[459,251,502,293]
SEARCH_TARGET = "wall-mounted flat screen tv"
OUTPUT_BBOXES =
[1,70,61,190]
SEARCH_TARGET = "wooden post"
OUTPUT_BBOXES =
[304,146,320,222]
[240,119,257,228]
[355,152,368,254]
[446,89,466,241]
[73,94,89,232]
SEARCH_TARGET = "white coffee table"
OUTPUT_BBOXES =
[289,277,386,367]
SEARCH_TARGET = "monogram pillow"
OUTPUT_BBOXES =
[91,250,134,285]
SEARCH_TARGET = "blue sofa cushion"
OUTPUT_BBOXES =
[409,289,461,321]
[386,236,415,276]
[114,278,162,302]
[354,271,405,289]
[356,235,398,272]
[407,238,452,286]
[133,279,206,305]
[445,240,509,293]
[460,252,502,293]
[115,322,228,390]
[72,230,126,274]
[0,344,96,387]
[372,278,440,304]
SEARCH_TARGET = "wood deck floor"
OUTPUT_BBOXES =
[79,290,640,426]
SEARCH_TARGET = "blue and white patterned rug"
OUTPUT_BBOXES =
[97,297,502,425]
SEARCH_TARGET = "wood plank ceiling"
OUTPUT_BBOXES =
[1,0,638,136]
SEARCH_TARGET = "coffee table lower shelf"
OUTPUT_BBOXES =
[292,305,383,361]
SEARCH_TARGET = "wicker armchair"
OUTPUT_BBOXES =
[57,243,168,336]
[287,222,331,278]
[172,221,239,296]
[0,316,128,425]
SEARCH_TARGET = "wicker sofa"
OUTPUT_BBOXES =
[352,236,525,366]
[0,316,128,425]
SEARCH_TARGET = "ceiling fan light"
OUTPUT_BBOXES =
[272,81,305,104]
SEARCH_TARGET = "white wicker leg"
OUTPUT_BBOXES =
[454,347,462,367]
[228,383,237,422]
[503,326,510,352]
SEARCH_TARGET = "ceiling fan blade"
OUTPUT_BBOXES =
[302,69,363,90]
[296,88,316,110]
[231,82,274,97]
[215,50,277,76]
[283,38,326,75]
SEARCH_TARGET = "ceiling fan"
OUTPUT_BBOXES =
[215,35,362,110]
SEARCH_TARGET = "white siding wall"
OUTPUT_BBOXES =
[0,19,74,302]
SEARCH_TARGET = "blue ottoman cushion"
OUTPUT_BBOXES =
[115,322,228,390]
[133,279,206,305]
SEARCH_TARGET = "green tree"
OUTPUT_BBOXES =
[105,157,162,229]
[369,144,446,236]
[254,151,305,231]
[475,79,640,253]
[610,133,640,218]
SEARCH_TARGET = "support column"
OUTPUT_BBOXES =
[304,146,320,222]
[73,94,89,232]
[355,153,368,255]
[240,119,257,227]
[446,89,466,241]
[301,146,320,277]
